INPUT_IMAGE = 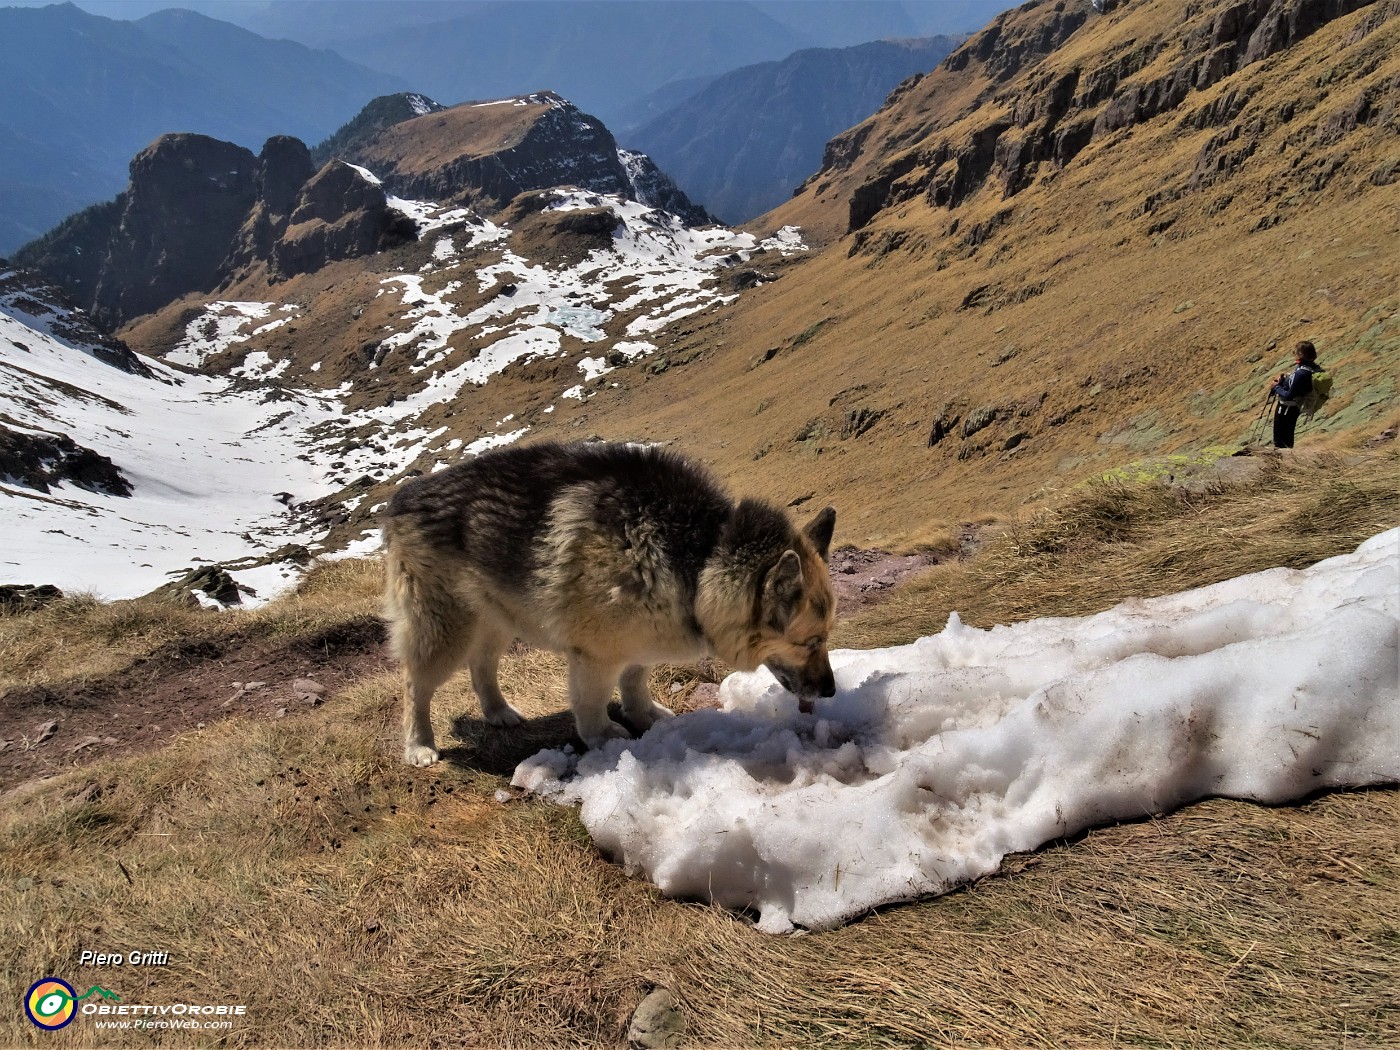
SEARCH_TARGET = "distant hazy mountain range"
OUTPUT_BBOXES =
[0,0,1013,253]
[624,37,962,223]
[41,0,1008,115]
[0,2,405,253]
[299,1,1002,130]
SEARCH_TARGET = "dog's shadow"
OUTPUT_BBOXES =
[442,704,647,777]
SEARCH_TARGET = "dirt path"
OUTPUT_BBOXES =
[0,617,392,791]
[0,549,943,791]
[827,546,940,614]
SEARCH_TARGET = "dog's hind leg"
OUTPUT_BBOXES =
[386,554,473,767]
[567,654,631,749]
[467,622,525,728]
[619,664,674,733]
[398,620,475,767]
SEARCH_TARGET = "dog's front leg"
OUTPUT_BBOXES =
[567,654,632,749]
[403,674,440,767]
[619,664,675,733]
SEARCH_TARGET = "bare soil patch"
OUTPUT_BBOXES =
[0,616,391,791]
[827,545,941,614]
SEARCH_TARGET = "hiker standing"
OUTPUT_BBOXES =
[1268,340,1322,449]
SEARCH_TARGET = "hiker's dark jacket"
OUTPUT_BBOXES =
[1273,362,1320,406]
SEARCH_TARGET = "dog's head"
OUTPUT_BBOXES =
[756,506,837,709]
[699,504,838,711]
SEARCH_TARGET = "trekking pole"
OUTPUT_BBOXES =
[1250,391,1275,446]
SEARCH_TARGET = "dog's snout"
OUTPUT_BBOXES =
[765,655,837,702]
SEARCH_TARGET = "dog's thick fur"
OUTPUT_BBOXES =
[382,441,837,765]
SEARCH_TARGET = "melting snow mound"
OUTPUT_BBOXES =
[515,529,1400,933]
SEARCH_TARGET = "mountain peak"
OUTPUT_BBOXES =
[321,93,711,224]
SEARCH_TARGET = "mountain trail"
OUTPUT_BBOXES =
[0,616,389,794]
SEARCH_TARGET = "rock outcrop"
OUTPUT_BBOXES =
[0,584,64,615]
[16,134,260,327]
[223,136,319,278]
[272,161,417,278]
[0,427,132,497]
[14,132,418,327]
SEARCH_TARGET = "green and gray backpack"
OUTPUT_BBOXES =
[1301,369,1333,421]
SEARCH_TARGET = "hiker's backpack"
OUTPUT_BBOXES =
[1301,369,1333,421]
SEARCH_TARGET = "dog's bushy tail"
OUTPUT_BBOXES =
[382,517,465,672]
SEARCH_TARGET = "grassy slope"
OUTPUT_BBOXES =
[115,0,1400,560]
[545,0,1400,546]
[1,448,1395,1048]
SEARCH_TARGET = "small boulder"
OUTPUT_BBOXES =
[627,988,685,1049]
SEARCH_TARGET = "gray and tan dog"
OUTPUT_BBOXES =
[382,441,837,765]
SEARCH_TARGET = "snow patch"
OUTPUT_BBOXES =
[167,301,298,368]
[1,303,339,601]
[516,529,1400,933]
[345,162,382,186]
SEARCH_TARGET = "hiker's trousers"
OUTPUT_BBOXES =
[1273,403,1301,449]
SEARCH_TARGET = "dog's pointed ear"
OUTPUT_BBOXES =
[804,506,836,562]
[761,549,805,630]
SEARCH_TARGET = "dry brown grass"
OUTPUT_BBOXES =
[1,449,1396,1048]
[0,557,384,692]
[837,447,1400,649]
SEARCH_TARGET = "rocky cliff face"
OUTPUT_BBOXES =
[812,0,1392,238]
[16,134,261,328]
[272,161,418,279]
[15,132,418,328]
[222,136,318,278]
[17,91,709,329]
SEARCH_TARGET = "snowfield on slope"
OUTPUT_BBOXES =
[1,278,340,599]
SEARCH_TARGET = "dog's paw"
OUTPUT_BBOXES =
[627,700,675,732]
[482,703,526,728]
[580,719,632,750]
[404,744,440,767]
